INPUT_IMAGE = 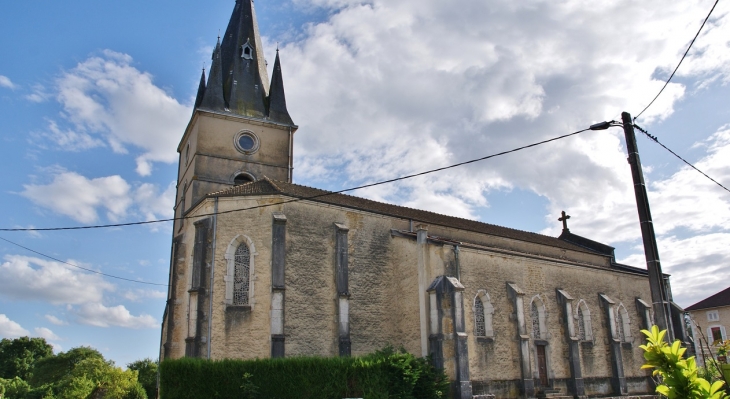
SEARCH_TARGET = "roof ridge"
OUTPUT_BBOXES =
[265,179,573,243]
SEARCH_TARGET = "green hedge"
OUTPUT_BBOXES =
[159,348,449,399]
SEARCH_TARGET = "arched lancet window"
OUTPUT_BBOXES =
[475,296,486,337]
[530,295,547,340]
[574,300,593,342]
[577,307,586,340]
[473,290,494,338]
[233,243,251,305]
[615,304,632,343]
[225,235,256,307]
[532,302,541,339]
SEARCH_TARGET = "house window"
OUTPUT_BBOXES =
[709,326,726,345]
[473,290,494,338]
[233,243,251,305]
[708,310,720,322]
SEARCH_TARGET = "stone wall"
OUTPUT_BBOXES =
[165,194,656,398]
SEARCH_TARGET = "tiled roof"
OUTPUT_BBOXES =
[209,178,604,254]
[685,286,730,311]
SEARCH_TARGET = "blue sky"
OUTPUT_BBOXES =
[1,0,729,366]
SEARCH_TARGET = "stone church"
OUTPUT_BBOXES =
[160,1,674,397]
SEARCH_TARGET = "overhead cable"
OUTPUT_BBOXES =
[0,128,592,232]
[634,124,730,194]
[0,236,169,287]
[634,0,719,121]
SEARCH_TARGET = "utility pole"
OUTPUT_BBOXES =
[621,111,674,342]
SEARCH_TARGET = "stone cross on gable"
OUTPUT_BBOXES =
[558,211,571,231]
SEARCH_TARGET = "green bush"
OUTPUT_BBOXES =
[159,347,448,399]
[641,325,727,399]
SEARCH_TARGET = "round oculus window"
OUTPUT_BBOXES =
[234,131,259,154]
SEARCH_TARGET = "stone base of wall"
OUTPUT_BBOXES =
[470,377,655,399]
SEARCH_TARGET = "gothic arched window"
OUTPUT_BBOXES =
[532,302,541,339]
[473,290,494,339]
[233,243,251,305]
[474,296,486,337]
[577,307,586,341]
[574,300,593,342]
[615,304,632,343]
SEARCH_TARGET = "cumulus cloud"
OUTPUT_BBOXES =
[0,255,113,305]
[123,289,167,302]
[25,84,51,103]
[72,303,157,329]
[266,0,730,307]
[35,120,106,152]
[21,169,175,224]
[34,327,61,341]
[22,171,132,224]
[50,50,190,175]
[45,314,68,326]
[0,75,15,89]
[0,314,30,338]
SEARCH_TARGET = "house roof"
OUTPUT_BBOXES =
[685,286,730,311]
[208,178,612,255]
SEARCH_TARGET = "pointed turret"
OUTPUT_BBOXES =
[199,38,226,112]
[267,50,294,126]
[194,69,206,109]
[220,0,268,118]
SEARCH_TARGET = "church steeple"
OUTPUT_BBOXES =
[198,38,226,112]
[194,69,206,109]
[220,0,269,118]
[267,50,294,126]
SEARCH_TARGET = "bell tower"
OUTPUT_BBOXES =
[174,0,296,228]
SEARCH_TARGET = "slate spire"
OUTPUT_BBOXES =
[220,0,268,118]
[194,68,206,109]
[199,37,226,112]
[267,49,294,126]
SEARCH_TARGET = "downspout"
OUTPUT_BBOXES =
[288,127,293,182]
[207,197,219,359]
[453,245,461,281]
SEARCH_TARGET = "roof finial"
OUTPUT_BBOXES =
[558,211,571,232]
[276,42,279,52]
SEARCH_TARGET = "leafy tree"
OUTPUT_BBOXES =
[127,358,157,399]
[53,357,144,399]
[30,346,104,387]
[641,325,727,399]
[0,337,53,381]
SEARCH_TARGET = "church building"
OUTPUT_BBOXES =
[160,1,672,397]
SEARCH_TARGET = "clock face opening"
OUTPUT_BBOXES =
[234,131,259,154]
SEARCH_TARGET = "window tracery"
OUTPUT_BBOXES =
[474,296,486,337]
[233,243,251,305]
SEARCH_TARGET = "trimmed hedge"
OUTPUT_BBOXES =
[159,347,448,399]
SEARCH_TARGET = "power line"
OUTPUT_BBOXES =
[0,127,592,232]
[634,124,730,194]
[634,0,719,121]
[0,236,169,287]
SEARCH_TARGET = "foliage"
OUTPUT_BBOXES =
[716,340,730,357]
[30,346,104,387]
[0,337,150,399]
[0,377,31,399]
[159,347,448,399]
[641,325,727,399]
[127,358,158,399]
[0,337,54,381]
